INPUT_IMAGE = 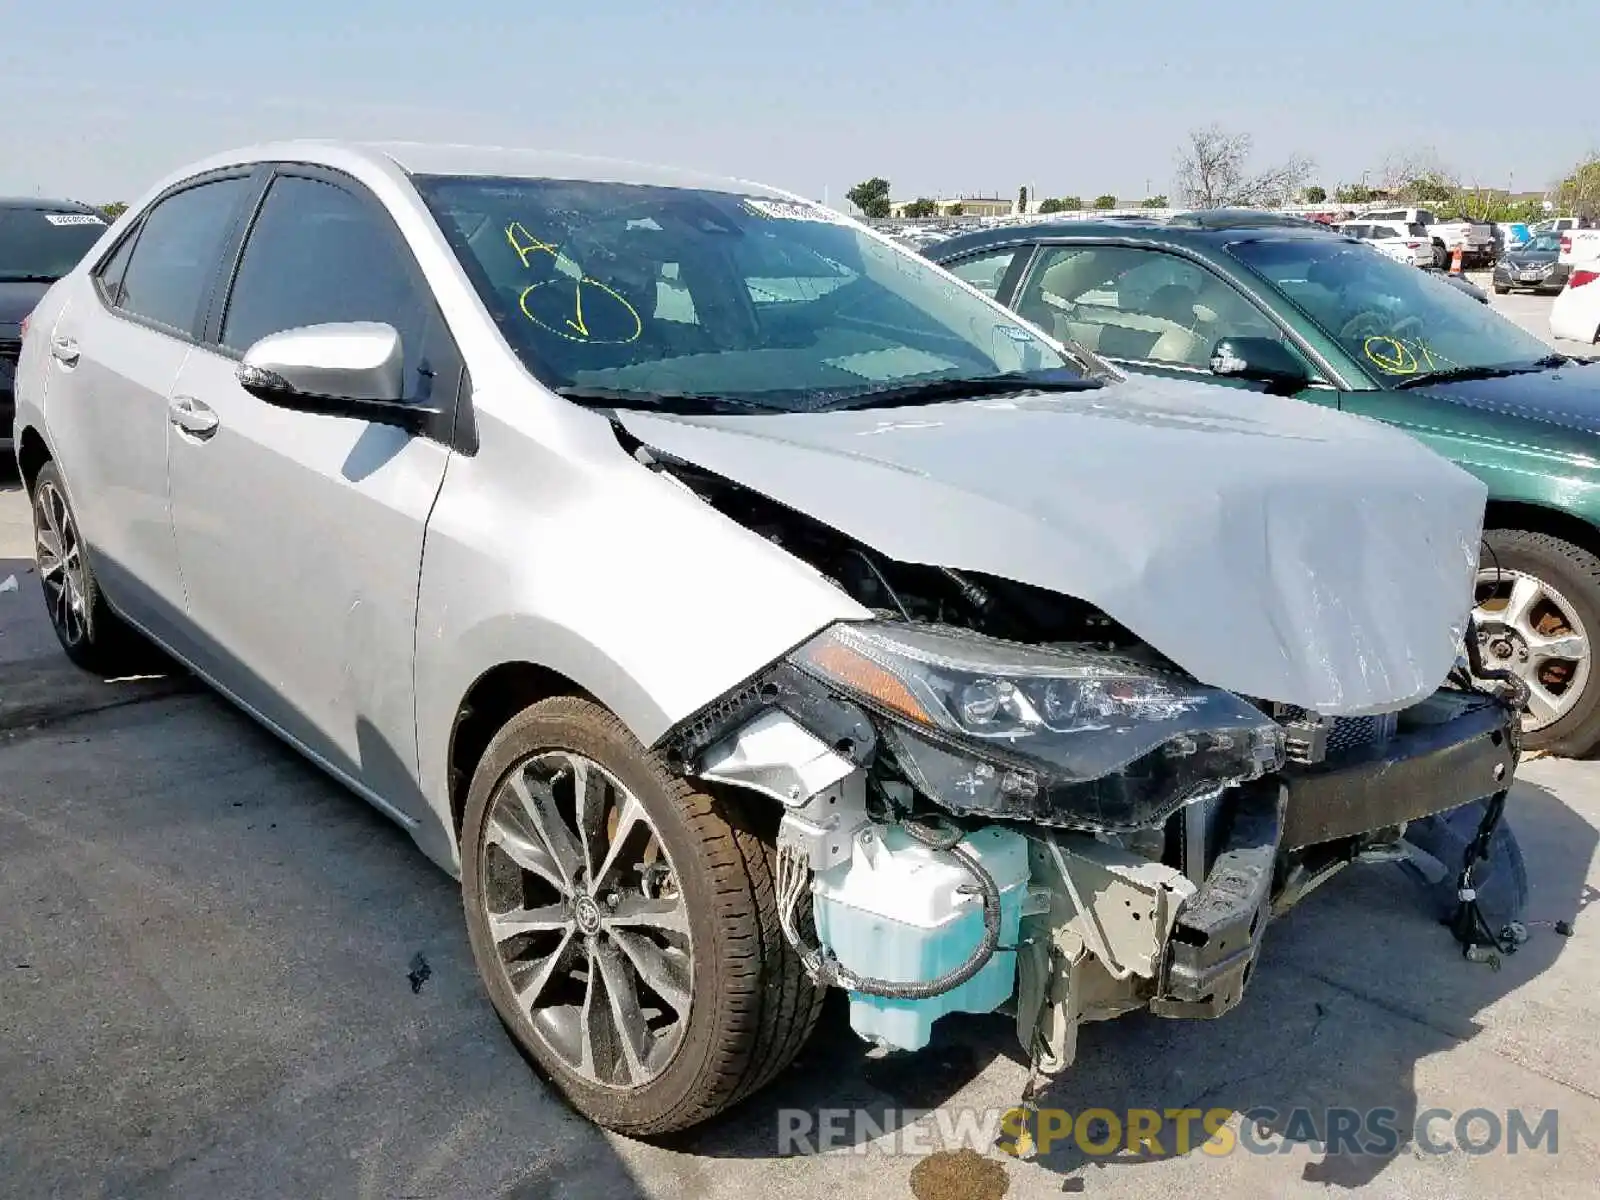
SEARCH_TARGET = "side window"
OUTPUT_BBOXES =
[220,175,437,400]
[94,229,139,307]
[1016,245,1291,370]
[116,177,251,333]
[943,248,1021,299]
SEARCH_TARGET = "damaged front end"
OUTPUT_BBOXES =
[664,612,1522,1077]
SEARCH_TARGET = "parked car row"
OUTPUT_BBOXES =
[1,144,1555,1140]
[0,198,109,447]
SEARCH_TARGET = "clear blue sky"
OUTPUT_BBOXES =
[2,0,1595,207]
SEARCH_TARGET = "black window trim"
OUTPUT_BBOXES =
[87,166,269,345]
[1011,236,1351,390]
[196,161,475,454]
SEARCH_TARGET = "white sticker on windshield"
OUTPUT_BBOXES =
[743,199,849,225]
[44,213,105,226]
[825,348,960,381]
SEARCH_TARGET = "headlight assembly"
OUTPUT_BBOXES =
[789,621,1286,832]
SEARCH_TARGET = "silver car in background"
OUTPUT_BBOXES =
[12,142,1521,1136]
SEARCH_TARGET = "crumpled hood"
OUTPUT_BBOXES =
[619,374,1488,715]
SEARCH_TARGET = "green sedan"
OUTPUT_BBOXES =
[930,210,1600,755]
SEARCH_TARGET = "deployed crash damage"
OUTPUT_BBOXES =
[626,394,1525,1075]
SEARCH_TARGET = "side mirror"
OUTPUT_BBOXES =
[1209,337,1312,394]
[237,322,440,434]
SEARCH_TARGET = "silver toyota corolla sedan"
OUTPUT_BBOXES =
[12,141,1524,1137]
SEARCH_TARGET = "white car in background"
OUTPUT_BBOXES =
[1337,220,1434,267]
[1551,258,1600,345]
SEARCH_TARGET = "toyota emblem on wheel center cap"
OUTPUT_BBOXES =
[574,894,602,935]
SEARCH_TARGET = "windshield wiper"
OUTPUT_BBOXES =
[0,273,60,283]
[555,385,774,416]
[808,371,1103,413]
[1395,363,1549,389]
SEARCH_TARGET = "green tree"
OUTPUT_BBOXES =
[1140,195,1168,208]
[100,201,128,219]
[1093,194,1117,209]
[1304,185,1327,204]
[846,177,892,219]
[1334,182,1374,204]
[947,203,966,216]
[1059,196,1083,211]
[1018,185,1029,213]
[901,197,938,218]
[1556,154,1600,221]
[1037,197,1065,214]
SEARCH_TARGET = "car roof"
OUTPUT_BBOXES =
[0,197,101,213]
[928,213,1345,259]
[148,140,793,199]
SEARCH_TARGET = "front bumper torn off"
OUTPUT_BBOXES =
[1157,689,1517,1018]
[1023,688,1520,1065]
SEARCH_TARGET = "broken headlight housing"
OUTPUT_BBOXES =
[790,622,1286,832]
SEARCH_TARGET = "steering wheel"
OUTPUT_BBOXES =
[1340,310,1423,341]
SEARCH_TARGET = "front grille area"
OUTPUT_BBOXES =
[1326,712,1399,755]
[1274,704,1398,763]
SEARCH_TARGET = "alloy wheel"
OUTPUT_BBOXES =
[476,750,693,1090]
[1474,566,1592,732]
[33,480,89,648]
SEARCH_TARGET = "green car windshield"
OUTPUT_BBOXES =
[415,175,1080,411]
[1226,237,1553,385]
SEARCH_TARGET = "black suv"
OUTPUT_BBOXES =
[1,199,108,442]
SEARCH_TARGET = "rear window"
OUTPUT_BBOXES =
[0,208,107,283]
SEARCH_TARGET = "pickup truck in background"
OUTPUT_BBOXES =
[1361,206,1495,268]
[1558,228,1600,268]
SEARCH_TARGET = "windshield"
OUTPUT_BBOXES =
[1226,237,1552,386]
[0,208,107,282]
[1526,233,1562,253]
[416,176,1080,412]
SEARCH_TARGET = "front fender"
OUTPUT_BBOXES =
[411,405,867,855]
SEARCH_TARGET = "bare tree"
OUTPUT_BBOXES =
[1377,146,1457,197]
[1174,126,1314,209]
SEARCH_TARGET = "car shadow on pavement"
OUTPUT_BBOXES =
[669,775,1593,1191]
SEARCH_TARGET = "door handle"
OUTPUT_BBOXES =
[50,335,79,366]
[169,395,221,439]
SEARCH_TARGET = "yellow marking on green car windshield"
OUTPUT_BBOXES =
[1363,334,1459,376]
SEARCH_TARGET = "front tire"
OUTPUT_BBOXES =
[459,696,823,1135]
[1476,529,1600,756]
[28,460,150,675]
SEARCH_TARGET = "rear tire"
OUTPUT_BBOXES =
[1493,282,1509,295]
[28,460,152,676]
[460,696,823,1136]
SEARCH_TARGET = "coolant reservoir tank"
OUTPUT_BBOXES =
[812,824,1030,1053]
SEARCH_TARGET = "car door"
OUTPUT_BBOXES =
[42,173,255,635]
[165,167,463,818]
[1009,242,1337,405]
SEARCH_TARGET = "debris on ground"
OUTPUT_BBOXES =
[908,1148,1010,1200]
[407,952,432,994]
[0,575,17,594]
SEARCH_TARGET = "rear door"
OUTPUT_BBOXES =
[164,167,462,816]
[41,174,256,636]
